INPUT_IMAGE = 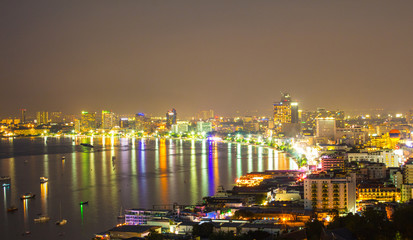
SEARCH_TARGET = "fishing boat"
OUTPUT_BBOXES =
[79,201,89,205]
[40,177,48,183]
[1,176,11,187]
[56,202,67,225]
[56,219,67,225]
[117,205,125,219]
[0,176,11,182]
[7,206,18,212]
[80,143,94,148]
[20,193,36,200]
[61,156,66,160]
[34,215,50,223]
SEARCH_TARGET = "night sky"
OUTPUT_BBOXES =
[1,1,413,117]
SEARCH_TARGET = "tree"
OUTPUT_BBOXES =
[305,219,323,240]
[146,230,164,240]
[392,205,413,239]
[209,231,237,240]
[192,222,214,238]
[232,209,254,220]
[327,210,395,240]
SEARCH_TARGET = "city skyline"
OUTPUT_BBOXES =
[1,1,413,117]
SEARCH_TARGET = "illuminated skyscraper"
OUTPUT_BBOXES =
[36,111,49,125]
[20,108,26,124]
[50,111,63,123]
[197,110,214,120]
[407,109,413,126]
[80,111,96,132]
[102,110,116,129]
[166,108,177,128]
[316,118,336,140]
[134,112,146,131]
[273,93,299,132]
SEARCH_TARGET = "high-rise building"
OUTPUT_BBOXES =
[407,109,413,126]
[80,111,96,132]
[20,108,26,124]
[316,118,336,140]
[404,159,413,184]
[102,110,116,129]
[197,110,214,120]
[197,121,212,133]
[50,112,63,123]
[304,172,356,213]
[36,111,49,125]
[166,109,177,128]
[134,113,146,131]
[273,93,299,127]
[171,122,190,134]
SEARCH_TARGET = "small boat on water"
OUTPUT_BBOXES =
[56,219,67,225]
[34,215,50,223]
[0,176,11,182]
[117,205,125,219]
[61,156,65,160]
[21,193,36,200]
[40,177,48,183]
[7,206,18,212]
[56,201,67,225]
[1,176,11,187]
[80,143,94,148]
[79,201,88,205]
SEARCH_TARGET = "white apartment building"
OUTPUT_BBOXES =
[304,173,356,213]
[347,150,401,168]
[197,121,212,133]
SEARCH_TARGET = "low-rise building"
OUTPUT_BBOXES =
[321,157,344,172]
[125,209,170,225]
[357,183,400,202]
[108,225,161,239]
[359,162,386,180]
[304,172,357,213]
[401,184,413,202]
[347,150,402,168]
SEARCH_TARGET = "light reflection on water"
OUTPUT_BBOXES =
[0,137,297,239]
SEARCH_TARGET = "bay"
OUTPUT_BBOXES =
[0,137,297,240]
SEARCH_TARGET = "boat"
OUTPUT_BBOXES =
[56,201,67,225]
[56,219,67,225]
[7,206,18,212]
[34,215,50,223]
[40,177,48,183]
[61,156,66,160]
[20,193,36,200]
[0,176,11,182]
[1,176,11,186]
[79,201,88,205]
[117,205,125,219]
[80,143,94,148]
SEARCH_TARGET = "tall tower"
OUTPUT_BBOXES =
[80,111,97,132]
[36,111,49,125]
[166,108,177,128]
[273,93,299,131]
[101,110,116,129]
[20,109,26,124]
